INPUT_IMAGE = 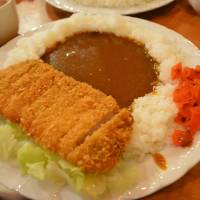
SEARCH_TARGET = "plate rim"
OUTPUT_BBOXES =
[45,0,176,15]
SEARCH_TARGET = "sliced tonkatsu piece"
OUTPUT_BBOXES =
[20,76,78,131]
[57,95,119,157]
[39,95,119,152]
[0,61,35,113]
[3,69,62,122]
[25,82,110,140]
[67,109,133,173]
[0,60,133,173]
[1,60,60,122]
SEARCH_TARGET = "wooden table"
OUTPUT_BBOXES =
[15,0,200,199]
[137,0,200,48]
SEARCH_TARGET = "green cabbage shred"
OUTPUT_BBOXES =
[0,119,139,199]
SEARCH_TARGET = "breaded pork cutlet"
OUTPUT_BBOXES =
[56,95,119,156]
[23,80,117,143]
[0,60,63,122]
[39,95,119,153]
[20,76,78,130]
[67,109,133,173]
[0,61,35,115]
[0,60,133,173]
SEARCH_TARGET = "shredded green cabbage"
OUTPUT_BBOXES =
[0,124,20,159]
[0,119,139,199]
[0,120,85,191]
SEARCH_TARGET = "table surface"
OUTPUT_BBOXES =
[14,0,200,199]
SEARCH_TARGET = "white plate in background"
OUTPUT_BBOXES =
[45,0,175,15]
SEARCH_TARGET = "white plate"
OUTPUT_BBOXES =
[0,16,200,200]
[46,0,175,15]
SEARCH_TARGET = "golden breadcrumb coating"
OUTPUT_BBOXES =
[0,60,62,122]
[20,76,78,130]
[58,96,119,157]
[67,109,133,173]
[0,60,133,173]
[0,61,36,116]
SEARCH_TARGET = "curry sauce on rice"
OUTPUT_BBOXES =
[42,32,158,107]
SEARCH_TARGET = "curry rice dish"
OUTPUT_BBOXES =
[0,32,157,174]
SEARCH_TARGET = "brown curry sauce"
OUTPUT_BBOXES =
[42,32,158,108]
[153,153,167,171]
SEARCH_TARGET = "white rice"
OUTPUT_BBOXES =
[127,84,178,159]
[3,13,183,159]
[69,0,155,8]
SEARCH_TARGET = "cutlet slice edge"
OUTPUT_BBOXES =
[67,108,133,173]
[57,95,120,158]
[0,60,42,115]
